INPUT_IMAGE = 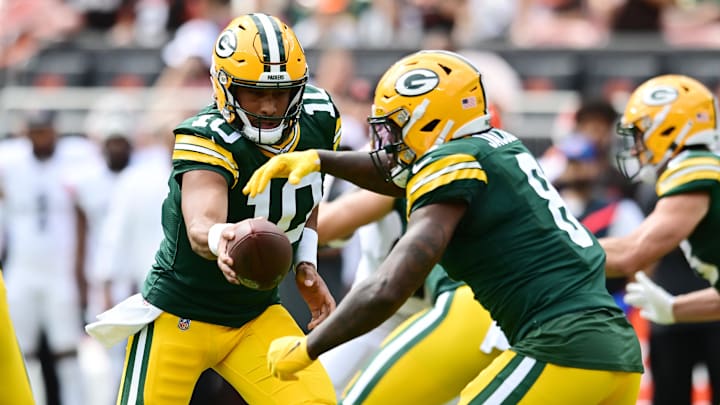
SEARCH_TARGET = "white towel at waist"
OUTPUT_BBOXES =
[85,293,163,348]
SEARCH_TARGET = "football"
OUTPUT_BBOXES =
[226,217,293,290]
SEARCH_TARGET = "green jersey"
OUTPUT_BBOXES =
[142,85,341,327]
[404,129,642,373]
[656,150,720,289]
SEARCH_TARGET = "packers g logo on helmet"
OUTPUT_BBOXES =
[642,85,679,106]
[617,74,720,183]
[368,50,491,187]
[210,13,308,147]
[215,30,236,58]
[395,69,440,97]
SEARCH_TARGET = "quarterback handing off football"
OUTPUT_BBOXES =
[227,218,293,290]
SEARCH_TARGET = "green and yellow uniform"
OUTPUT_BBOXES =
[341,201,504,405]
[404,129,643,404]
[119,85,340,405]
[656,150,720,289]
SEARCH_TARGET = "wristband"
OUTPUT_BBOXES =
[208,223,232,256]
[294,227,318,268]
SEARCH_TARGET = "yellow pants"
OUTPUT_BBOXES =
[342,285,504,405]
[459,350,641,404]
[0,271,34,405]
[117,304,335,405]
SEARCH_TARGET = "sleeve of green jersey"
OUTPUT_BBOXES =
[405,150,488,217]
[171,130,239,188]
[656,152,720,198]
[301,84,342,152]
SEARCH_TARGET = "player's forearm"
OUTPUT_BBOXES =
[673,287,720,323]
[307,212,447,358]
[318,150,404,197]
[306,275,410,359]
[186,220,215,259]
[600,236,643,277]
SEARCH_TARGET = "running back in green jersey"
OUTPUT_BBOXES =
[656,149,720,289]
[404,129,616,344]
[142,84,341,327]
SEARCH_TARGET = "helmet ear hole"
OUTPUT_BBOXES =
[661,127,675,136]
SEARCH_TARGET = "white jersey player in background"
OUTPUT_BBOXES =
[84,123,174,405]
[0,110,102,405]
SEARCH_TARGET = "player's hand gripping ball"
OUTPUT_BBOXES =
[226,218,293,290]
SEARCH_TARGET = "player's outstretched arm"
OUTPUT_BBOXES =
[673,286,720,323]
[601,192,709,278]
[308,201,466,356]
[181,170,231,260]
[243,149,404,198]
[267,201,467,379]
[318,189,395,245]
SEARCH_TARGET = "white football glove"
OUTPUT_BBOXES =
[624,271,676,325]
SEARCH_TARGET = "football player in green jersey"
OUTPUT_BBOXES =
[317,188,507,404]
[598,75,720,325]
[245,50,643,404]
[109,13,338,405]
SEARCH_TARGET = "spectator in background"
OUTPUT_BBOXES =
[155,0,231,89]
[661,0,720,47]
[541,99,633,197]
[292,0,358,48]
[413,0,516,47]
[510,0,613,47]
[355,0,424,48]
[85,117,173,405]
[0,0,82,68]
[552,135,645,306]
[79,100,135,323]
[0,110,99,405]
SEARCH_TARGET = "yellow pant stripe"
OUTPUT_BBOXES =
[342,290,455,404]
[471,354,545,404]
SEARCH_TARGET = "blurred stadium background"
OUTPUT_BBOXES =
[2,0,720,404]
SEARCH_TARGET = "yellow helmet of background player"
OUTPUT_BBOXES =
[211,13,308,145]
[368,50,491,187]
[617,74,720,183]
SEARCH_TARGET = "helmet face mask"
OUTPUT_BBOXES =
[617,74,720,183]
[211,13,308,146]
[367,50,492,187]
[368,109,415,186]
[616,122,652,182]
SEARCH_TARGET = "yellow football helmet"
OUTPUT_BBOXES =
[617,74,719,183]
[211,13,307,145]
[368,50,491,187]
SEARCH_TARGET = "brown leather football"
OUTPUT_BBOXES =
[226,217,293,290]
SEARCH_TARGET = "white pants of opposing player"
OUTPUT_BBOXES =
[5,271,85,405]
